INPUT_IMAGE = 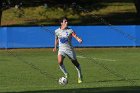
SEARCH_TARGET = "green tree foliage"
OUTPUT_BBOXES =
[134,0,140,16]
[0,0,2,25]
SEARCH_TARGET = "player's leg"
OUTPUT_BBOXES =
[66,49,83,83]
[71,59,83,83]
[58,51,68,78]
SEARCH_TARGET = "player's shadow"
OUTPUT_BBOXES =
[2,86,140,93]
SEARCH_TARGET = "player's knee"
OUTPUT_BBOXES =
[58,61,63,65]
[58,55,64,65]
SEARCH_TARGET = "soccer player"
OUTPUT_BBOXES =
[53,17,83,83]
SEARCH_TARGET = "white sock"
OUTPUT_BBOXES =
[75,65,82,78]
[59,64,68,75]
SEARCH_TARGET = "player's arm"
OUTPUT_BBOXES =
[53,37,59,52]
[72,32,82,43]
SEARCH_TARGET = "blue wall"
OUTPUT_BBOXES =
[136,26,140,46]
[0,26,140,48]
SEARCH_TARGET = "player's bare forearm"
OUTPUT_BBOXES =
[53,39,58,52]
[55,39,58,48]
[72,32,83,43]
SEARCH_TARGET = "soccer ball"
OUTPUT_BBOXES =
[58,77,68,85]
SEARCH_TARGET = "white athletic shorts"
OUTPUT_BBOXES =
[58,49,77,60]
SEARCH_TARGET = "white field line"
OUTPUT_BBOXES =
[77,55,116,62]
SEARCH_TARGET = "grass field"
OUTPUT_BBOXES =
[0,48,140,93]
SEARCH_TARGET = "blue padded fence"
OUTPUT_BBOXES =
[0,26,140,48]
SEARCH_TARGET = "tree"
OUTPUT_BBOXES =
[0,0,11,26]
[134,0,140,16]
[0,0,2,26]
[0,0,23,26]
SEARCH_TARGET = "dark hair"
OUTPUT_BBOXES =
[59,17,68,23]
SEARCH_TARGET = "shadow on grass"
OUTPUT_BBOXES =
[2,86,140,93]
[78,12,140,25]
[102,12,140,25]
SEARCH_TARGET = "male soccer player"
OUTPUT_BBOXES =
[53,17,83,83]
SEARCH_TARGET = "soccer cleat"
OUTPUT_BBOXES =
[78,77,82,83]
[65,73,69,78]
[78,75,83,83]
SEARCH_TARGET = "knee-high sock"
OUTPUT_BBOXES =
[75,65,82,78]
[59,64,68,75]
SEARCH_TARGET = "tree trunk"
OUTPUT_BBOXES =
[134,0,140,16]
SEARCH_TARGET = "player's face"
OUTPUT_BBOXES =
[61,19,68,27]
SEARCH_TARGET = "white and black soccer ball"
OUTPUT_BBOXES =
[58,77,68,85]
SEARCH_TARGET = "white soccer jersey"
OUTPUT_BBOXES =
[55,27,74,51]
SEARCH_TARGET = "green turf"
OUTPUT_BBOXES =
[0,48,140,93]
